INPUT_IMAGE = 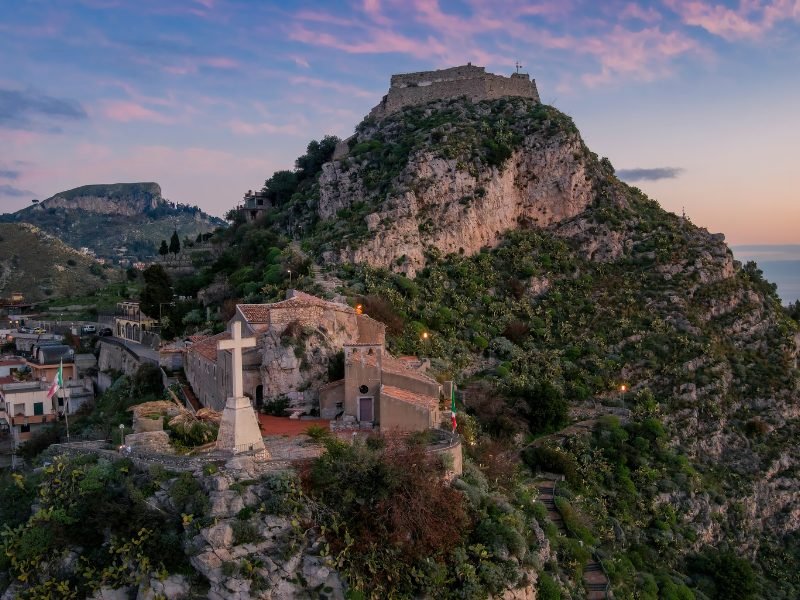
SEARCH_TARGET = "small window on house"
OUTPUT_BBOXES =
[21,424,30,433]
[33,402,44,416]
[367,348,374,355]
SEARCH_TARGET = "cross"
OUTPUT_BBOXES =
[218,321,256,399]
[515,60,523,74]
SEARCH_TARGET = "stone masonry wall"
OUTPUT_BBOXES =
[369,64,539,119]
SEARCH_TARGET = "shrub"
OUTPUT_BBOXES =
[522,446,578,483]
[538,573,562,600]
[232,519,261,545]
[305,424,332,443]
[262,396,289,416]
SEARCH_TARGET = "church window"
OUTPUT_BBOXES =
[359,384,369,394]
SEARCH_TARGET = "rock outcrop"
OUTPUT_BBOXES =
[318,98,602,277]
[34,182,163,215]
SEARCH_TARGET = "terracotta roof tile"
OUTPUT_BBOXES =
[238,305,272,323]
[188,332,229,363]
[381,385,439,410]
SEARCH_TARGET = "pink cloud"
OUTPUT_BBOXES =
[666,0,800,41]
[228,118,307,136]
[161,55,239,75]
[579,26,702,87]
[288,75,376,99]
[619,3,663,23]
[100,100,174,124]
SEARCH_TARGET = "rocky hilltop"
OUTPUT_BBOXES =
[231,76,799,597]
[311,98,616,277]
[32,182,163,215]
[0,182,226,260]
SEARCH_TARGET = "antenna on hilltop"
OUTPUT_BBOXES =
[515,60,523,74]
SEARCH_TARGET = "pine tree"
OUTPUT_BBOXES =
[169,230,180,256]
[159,240,168,257]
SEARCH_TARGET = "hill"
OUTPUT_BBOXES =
[2,69,798,600]
[0,182,226,261]
[205,88,799,598]
[0,222,111,301]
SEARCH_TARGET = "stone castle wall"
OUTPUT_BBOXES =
[369,64,540,119]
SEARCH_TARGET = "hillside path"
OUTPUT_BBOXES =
[536,477,611,600]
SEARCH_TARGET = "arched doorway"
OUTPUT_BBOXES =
[255,385,264,408]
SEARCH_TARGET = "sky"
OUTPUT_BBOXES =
[1,0,799,244]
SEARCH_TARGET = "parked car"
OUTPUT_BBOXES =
[17,327,31,334]
[33,327,46,334]
[81,325,97,334]
[98,327,113,337]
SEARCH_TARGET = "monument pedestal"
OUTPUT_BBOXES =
[216,396,268,457]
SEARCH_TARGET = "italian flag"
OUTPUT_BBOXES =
[451,384,457,432]
[47,360,63,399]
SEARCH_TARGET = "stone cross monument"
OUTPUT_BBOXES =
[215,321,268,457]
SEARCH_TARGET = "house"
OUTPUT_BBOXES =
[27,343,77,382]
[0,381,56,448]
[114,301,157,344]
[0,357,25,378]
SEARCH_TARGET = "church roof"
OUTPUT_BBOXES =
[188,332,229,362]
[237,290,357,325]
[381,385,439,410]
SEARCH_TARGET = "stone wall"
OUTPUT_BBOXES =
[98,339,145,376]
[379,394,438,433]
[369,64,540,119]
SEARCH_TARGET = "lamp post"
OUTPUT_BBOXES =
[118,423,125,447]
[619,384,627,409]
[287,270,292,286]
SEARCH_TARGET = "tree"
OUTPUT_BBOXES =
[169,230,180,256]
[139,265,172,319]
[158,240,168,257]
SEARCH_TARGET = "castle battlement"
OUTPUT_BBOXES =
[369,63,540,119]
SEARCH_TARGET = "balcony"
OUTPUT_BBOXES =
[11,413,57,426]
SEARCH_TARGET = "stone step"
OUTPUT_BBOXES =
[586,583,607,591]
[585,563,602,572]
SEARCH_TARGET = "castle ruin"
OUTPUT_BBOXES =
[368,63,540,119]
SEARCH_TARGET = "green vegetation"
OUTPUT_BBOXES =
[0,456,190,598]
[301,437,543,599]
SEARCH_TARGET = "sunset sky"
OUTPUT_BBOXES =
[1,0,798,244]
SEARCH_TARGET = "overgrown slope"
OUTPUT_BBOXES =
[0,223,110,301]
[0,182,226,261]
[213,95,799,597]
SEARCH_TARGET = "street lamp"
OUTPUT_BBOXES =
[118,423,125,447]
[287,270,292,286]
[619,384,627,409]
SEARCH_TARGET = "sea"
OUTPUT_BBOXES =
[731,245,800,306]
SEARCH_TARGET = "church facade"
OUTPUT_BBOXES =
[185,291,442,432]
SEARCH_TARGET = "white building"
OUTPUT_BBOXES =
[0,381,56,448]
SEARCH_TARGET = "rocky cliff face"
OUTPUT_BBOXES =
[33,182,163,215]
[316,98,608,277]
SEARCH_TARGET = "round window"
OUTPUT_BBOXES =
[359,385,369,394]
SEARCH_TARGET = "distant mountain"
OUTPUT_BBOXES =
[0,223,109,302]
[0,182,226,261]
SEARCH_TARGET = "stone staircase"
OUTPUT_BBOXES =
[537,478,611,599]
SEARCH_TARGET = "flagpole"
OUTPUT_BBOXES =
[62,385,70,443]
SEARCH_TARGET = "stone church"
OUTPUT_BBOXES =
[185,290,441,432]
